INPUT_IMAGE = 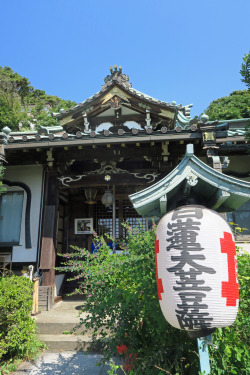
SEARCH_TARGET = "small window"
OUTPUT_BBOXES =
[0,191,24,246]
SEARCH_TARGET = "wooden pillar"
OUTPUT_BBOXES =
[40,170,59,288]
[118,199,123,239]
[0,134,6,164]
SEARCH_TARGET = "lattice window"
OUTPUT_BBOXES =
[94,199,147,239]
[94,201,119,238]
[122,199,147,237]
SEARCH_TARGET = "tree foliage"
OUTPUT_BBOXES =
[204,52,250,125]
[240,51,250,90]
[0,69,27,130]
[204,90,250,121]
[0,66,77,131]
[239,51,250,138]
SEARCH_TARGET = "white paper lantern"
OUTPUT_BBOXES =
[155,205,239,338]
[101,190,114,208]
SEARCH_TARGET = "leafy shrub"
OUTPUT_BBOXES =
[59,226,249,374]
[210,250,250,375]
[0,275,43,368]
[59,227,198,374]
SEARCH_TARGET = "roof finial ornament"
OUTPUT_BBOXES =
[104,65,131,88]
[200,113,209,123]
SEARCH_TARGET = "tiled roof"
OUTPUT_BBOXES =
[129,143,250,216]
[3,125,197,145]
[1,117,248,146]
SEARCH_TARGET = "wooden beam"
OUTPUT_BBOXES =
[58,172,161,188]
[216,136,245,143]
[208,190,230,211]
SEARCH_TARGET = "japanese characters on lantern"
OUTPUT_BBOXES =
[155,205,239,338]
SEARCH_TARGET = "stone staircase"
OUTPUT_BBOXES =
[35,300,104,351]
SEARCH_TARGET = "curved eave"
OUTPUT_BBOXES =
[129,144,250,216]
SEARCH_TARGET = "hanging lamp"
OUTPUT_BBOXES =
[101,189,114,208]
[85,187,97,204]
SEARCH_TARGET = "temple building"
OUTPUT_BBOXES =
[0,66,249,309]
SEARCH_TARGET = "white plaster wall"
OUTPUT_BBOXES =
[3,165,44,263]
[236,242,250,254]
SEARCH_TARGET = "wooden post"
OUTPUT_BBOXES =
[39,170,59,308]
[0,134,6,163]
[31,277,41,315]
[118,199,123,239]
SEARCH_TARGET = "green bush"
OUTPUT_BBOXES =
[0,275,43,368]
[59,226,249,374]
[210,250,250,375]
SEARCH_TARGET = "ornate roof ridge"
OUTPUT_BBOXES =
[57,66,181,118]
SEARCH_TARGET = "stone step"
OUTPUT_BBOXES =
[36,322,92,335]
[38,334,105,352]
[62,294,86,301]
[36,322,109,335]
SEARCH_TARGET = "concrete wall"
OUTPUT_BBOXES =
[3,165,44,263]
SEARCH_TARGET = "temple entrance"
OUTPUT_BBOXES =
[55,185,149,297]
[55,185,148,256]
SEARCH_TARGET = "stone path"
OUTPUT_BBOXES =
[12,300,123,374]
[12,351,123,375]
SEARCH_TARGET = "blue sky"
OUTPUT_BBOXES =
[0,0,249,117]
